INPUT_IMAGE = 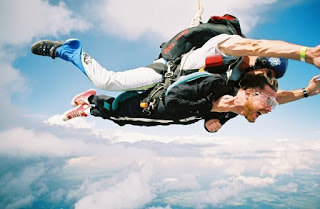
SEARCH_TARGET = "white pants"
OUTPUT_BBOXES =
[59,35,235,91]
[81,52,163,91]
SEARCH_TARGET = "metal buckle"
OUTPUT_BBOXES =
[142,108,152,115]
[149,99,157,110]
[165,71,174,78]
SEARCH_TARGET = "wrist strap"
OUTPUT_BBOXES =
[302,88,309,98]
[300,47,308,62]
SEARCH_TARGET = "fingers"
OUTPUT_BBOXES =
[205,119,222,132]
[223,96,237,109]
[226,96,237,104]
[313,75,320,81]
[220,95,237,104]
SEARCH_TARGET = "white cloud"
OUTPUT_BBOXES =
[0,164,47,209]
[0,0,89,45]
[148,206,172,209]
[44,114,95,130]
[0,127,103,158]
[0,127,155,159]
[278,183,298,193]
[235,176,276,187]
[75,163,155,209]
[5,195,35,209]
[160,175,200,192]
[92,0,284,40]
[197,176,275,205]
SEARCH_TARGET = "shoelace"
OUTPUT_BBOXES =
[40,42,53,55]
[68,108,85,119]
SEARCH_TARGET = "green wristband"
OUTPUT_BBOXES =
[300,47,308,62]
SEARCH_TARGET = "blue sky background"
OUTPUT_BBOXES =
[1,0,320,208]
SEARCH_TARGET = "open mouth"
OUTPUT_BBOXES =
[256,111,262,117]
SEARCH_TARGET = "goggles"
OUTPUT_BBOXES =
[264,73,278,92]
[253,91,278,109]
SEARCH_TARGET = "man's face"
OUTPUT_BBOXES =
[242,85,277,123]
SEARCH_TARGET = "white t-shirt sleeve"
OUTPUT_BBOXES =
[180,34,240,70]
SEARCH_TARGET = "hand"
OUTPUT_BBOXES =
[211,95,237,112]
[205,119,222,132]
[306,75,320,96]
[308,45,320,69]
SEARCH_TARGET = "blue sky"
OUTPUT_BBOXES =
[1,0,320,208]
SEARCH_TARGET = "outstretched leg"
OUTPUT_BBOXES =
[62,91,114,121]
[31,39,163,91]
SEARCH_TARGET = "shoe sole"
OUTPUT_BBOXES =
[71,89,96,107]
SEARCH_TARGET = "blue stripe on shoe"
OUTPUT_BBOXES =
[55,39,88,76]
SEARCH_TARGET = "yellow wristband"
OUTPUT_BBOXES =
[300,46,308,62]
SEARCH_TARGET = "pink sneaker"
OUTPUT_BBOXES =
[63,103,91,121]
[71,89,96,106]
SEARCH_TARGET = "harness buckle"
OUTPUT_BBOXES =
[149,98,157,110]
[165,71,174,78]
[142,108,152,115]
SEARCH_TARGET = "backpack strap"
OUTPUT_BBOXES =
[111,91,140,110]
[165,72,212,96]
[139,60,177,115]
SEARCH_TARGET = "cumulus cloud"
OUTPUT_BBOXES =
[92,0,286,40]
[75,163,155,209]
[200,176,275,205]
[0,163,47,209]
[44,114,95,130]
[277,183,298,193]
[0,127,155,159]
[0,0,89,45]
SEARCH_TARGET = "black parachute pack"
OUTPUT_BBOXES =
[160,14,243,64]
[141,14,244,115]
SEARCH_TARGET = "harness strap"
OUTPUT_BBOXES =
[141,59,183,115]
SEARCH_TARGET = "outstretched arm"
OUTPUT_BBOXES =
[218,35,320,68]
[276,75,320,104]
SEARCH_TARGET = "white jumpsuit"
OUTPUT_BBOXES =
[56,34,240,91]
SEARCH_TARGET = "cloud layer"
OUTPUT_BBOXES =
[1,125,319,208]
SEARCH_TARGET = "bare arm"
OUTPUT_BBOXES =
[218,36,320,68]
[276,75,320,104]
